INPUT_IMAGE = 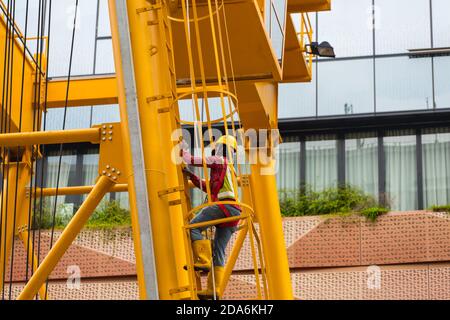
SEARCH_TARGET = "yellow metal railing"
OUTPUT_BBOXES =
[182,212,268,300]
[298,12,314,72]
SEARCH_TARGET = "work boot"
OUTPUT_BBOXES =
[192,240,212,272]
[198,266,224,300]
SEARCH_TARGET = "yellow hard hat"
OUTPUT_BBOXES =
[215,135,237,151]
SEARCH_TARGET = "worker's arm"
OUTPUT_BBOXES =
[181,150,223,169]
[182,168,207,191]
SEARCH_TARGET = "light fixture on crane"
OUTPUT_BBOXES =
[305,41,336,58]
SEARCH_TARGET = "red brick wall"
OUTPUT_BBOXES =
[3,211,450,300]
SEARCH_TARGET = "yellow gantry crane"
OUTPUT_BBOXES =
[0,0,331,300]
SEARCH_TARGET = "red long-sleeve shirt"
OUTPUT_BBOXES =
[182,150,241,227]
[182,150,228,201]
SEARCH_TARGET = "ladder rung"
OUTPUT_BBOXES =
[147,93,173,103]
[169,199,182,206]
[169,286,190,295]
[158,186,184,197]
[147,20,158,26]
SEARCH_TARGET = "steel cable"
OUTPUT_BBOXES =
[6,0,21,300]
[34,0,48,299]
[27,0,46,300]
[45,0,79,298]
[0,0,14,299]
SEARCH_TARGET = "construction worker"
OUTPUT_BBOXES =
[181,135,241,299]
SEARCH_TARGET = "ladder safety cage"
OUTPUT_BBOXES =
[166,0,268,300]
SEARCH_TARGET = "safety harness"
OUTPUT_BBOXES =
[211,158,240,228]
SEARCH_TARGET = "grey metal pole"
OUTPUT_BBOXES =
[113,0,159,300]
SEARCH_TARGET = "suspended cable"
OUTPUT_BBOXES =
[28,0,46,300]
[1,0,14,299]
[21,0,33,285]
[45,0,79,298]
[35,0,49,299]
[7,0,23,300]
[40,0,53,300]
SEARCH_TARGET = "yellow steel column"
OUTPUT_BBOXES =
[153,9,191,296]
[17,175,115,300]
[0,161,31,290]
[111,0,187,299]
[0,165,13,289]
[250,158,293,300]
[109,0,157,300]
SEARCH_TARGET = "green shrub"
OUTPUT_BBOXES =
[360,207,389,222]
[279,185,389,221]
[86,201,131,229]
[31,200,66,230]
[31,200,131,230]
[431,205,450,213]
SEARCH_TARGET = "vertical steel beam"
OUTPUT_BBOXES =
[109,0,160,300]
[0,161,31,293]
[250,158,293,300]
[110,0,188,299]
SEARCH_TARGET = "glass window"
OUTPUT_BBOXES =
[375,0,431,54]
[97,0,112,37]
[92,105,121,125]
[318,59,374,116]
[345,133,378,198]
[95,39,115,74]
[276,137,300,193]
[116,192,130,210]
[45,151,77,188]
[15,0,46,39]
[81,151,111,204]
[48,0,98,77]
[375,56,433,112]
[16,0,100,76]
[278,79,316,118]
[265,0,286,62]
[432,0,450,47]
[384,131,417,211]
[422,128,450,208]
[272,0,287,30]
[82,152,99,187]
[45,150,77,216]
[318,0,373,58]
[434,56,450,109]
[305,135,337,191]
[270,5,284,61]
[44,106,92,131]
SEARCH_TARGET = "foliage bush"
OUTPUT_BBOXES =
[431,205,450,213]
[31,200,131,230]
[31,200,66,230]
[279,185,389,221]
[360,207,389,222]
[86,201,131,229]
